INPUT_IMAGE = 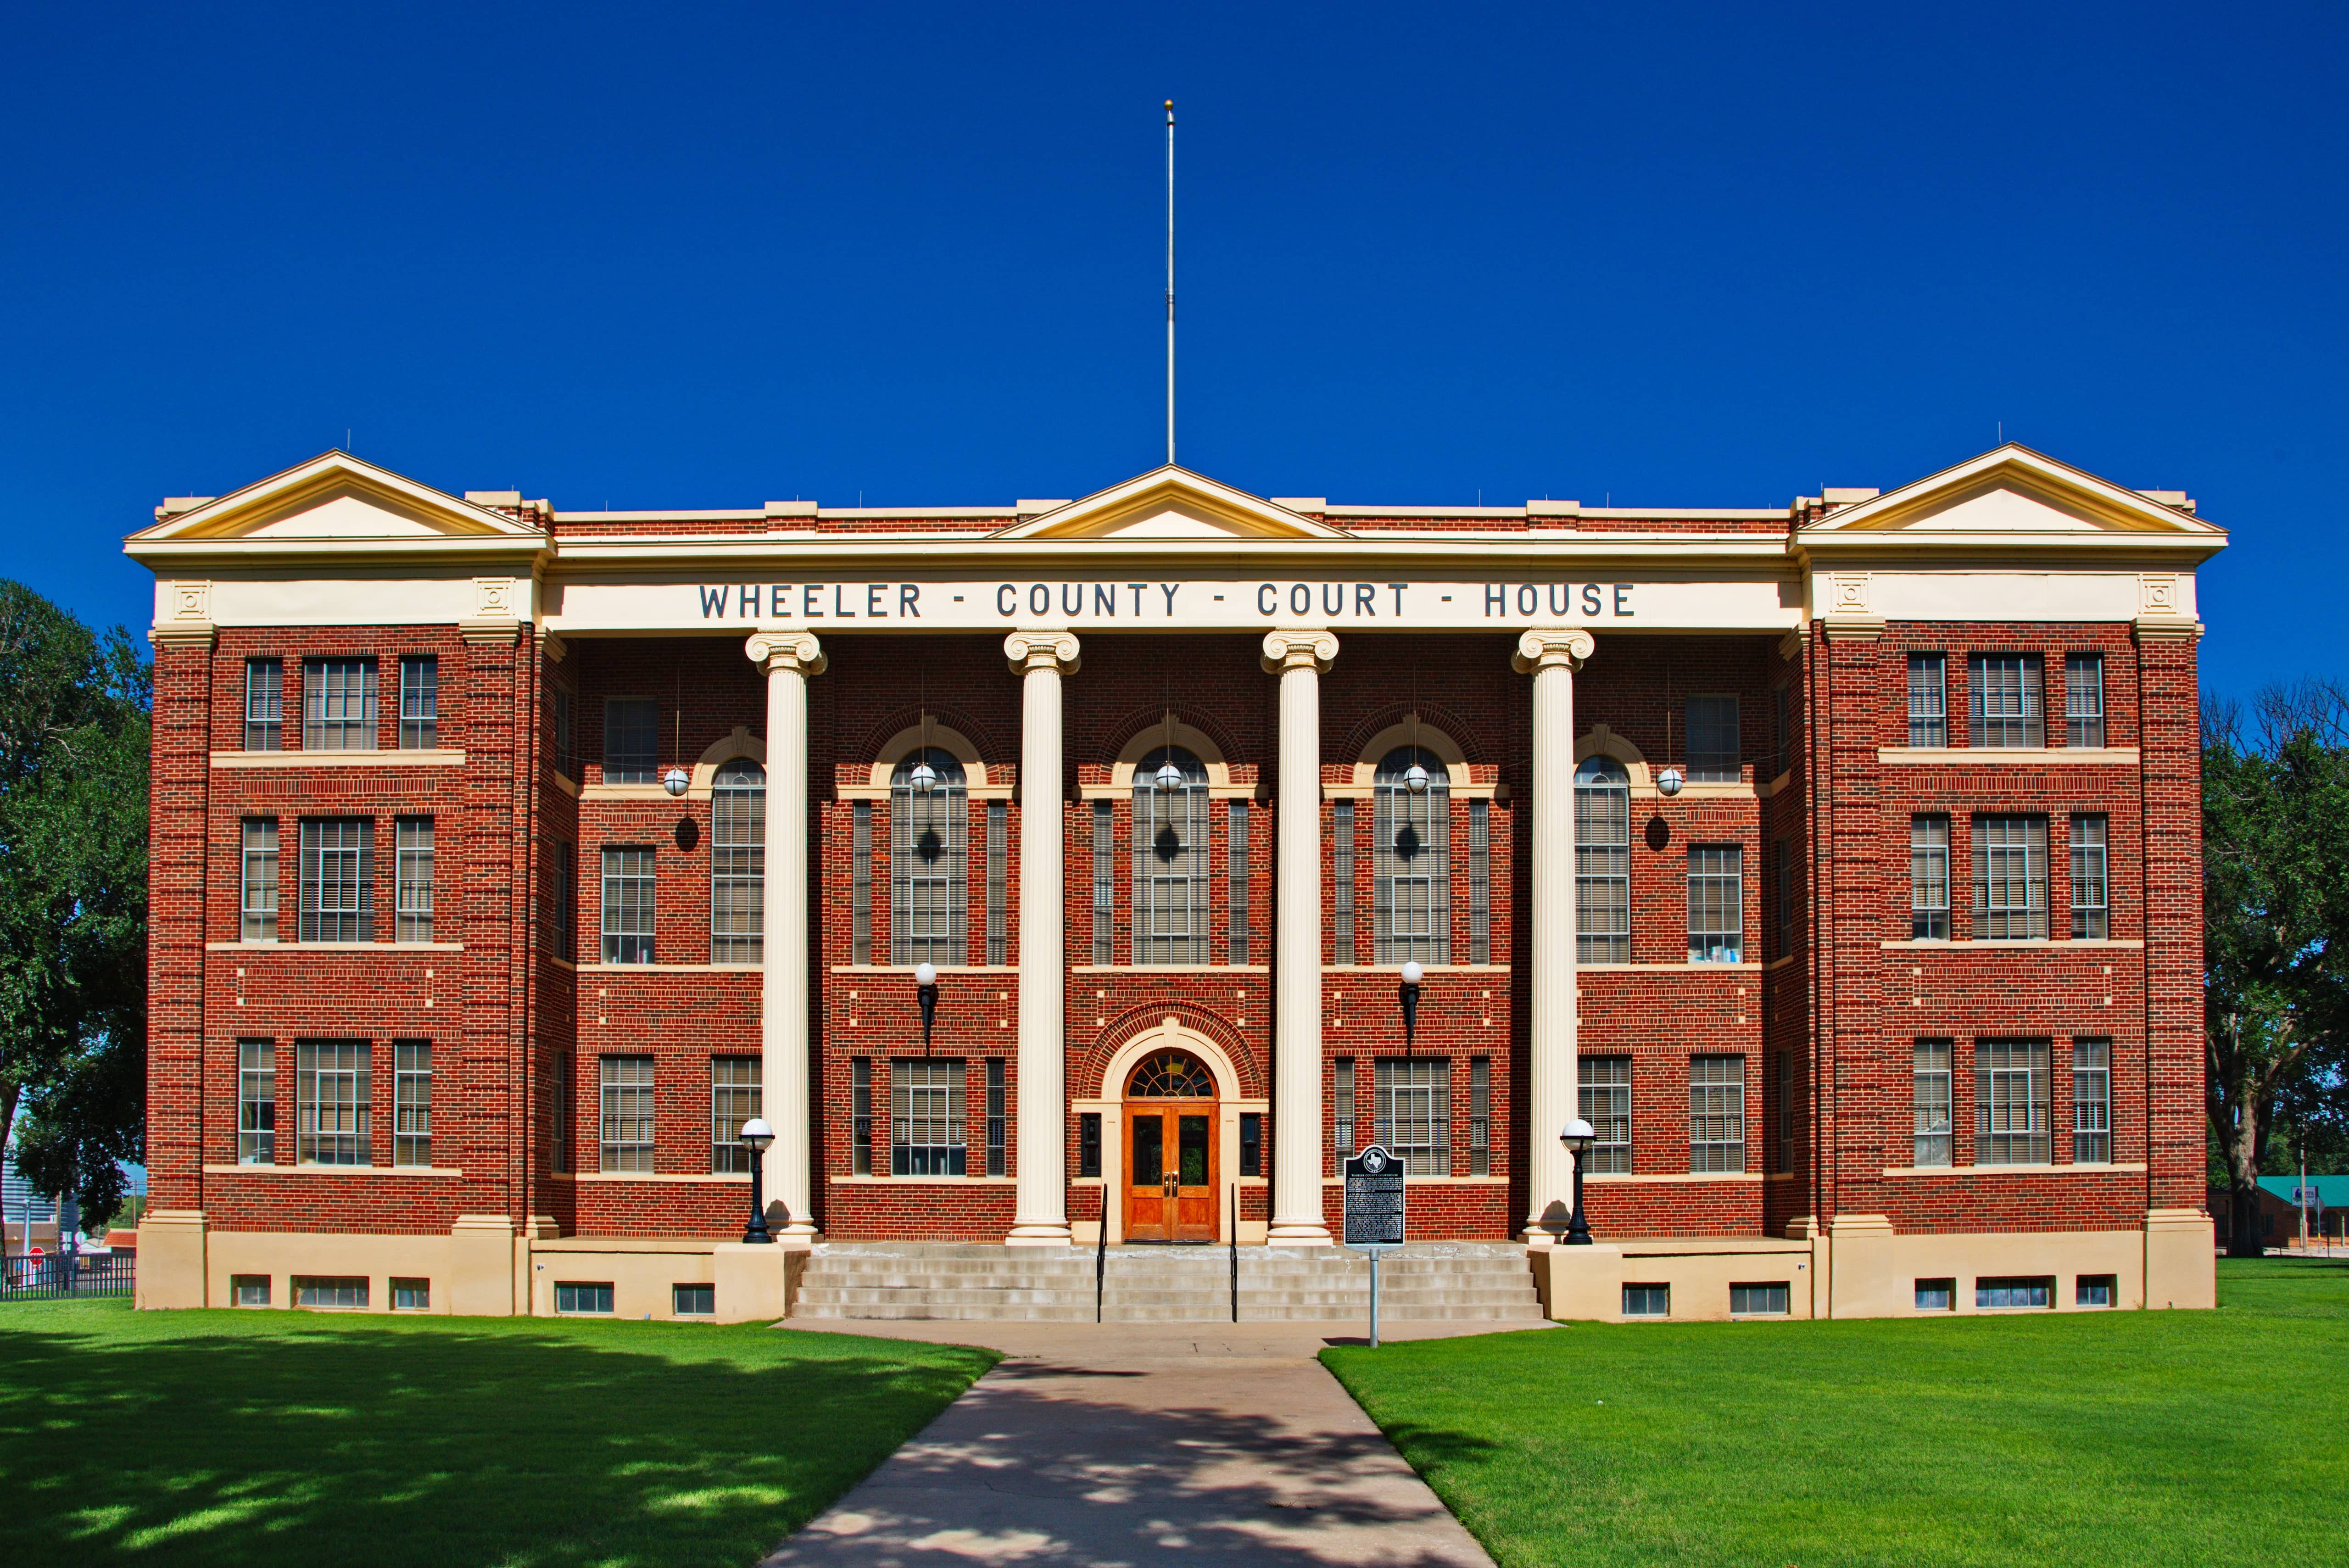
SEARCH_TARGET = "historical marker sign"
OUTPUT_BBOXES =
[1344,1145,1406,1250]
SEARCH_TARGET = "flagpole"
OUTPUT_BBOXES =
[1165,98,1176,468]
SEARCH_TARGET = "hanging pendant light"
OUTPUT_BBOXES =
[909,709,939,795]
[1152,708,1183,792]
[1404,708,1430,793]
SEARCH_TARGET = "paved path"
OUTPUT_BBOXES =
[763,1319,1533,1566]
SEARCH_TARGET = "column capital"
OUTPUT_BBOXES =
[1512,628,1595,674]
[745,630,826,676]
[1260,628,1339,674]
[1004,628,1081,675]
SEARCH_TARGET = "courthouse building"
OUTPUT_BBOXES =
[129,444,2220,1322]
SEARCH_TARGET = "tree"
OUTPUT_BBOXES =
[0,581,150,1221]
[2203,681,2349,1256]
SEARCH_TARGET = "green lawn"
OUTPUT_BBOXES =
[0,1300,993,1567]
[1325,1258,2349,1568]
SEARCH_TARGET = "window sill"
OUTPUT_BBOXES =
[1876,746,2139,766]
[831,964,1018,974]
[1880,938,2143,951]
[572,962,763,972]
[1072,965,1271,974]
[827,1174,1017,1185]
[206,940,463,952]
[1577,961,1763,972]
[210,748,466,768]
[575,782,676,802]
[569,1172,752,1183]
[204,1163,464,1177]
[1586,1171,1764,1183]
[1883,1162,2146,1177]
[1323,964,1511,975]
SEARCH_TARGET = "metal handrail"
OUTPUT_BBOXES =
[1094,1202,1108,1323]
[1229,1180,1239,1322]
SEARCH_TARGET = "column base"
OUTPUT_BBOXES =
[1267,1219,1334,1246]
[1521,1222,1571,1249]
[1004,1221,1073,1247]
[777,1220,820,1249]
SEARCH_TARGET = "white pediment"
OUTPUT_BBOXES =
[130,453,544,544]
[991,466,1351,542]
[1802,446,2222,539]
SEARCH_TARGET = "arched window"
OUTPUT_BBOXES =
[1133,746,1209,964]
[1126,1049,1215,1099]
[891,748,967,965]
[1575,755,1631,962]
[710,759,764,962]
[1374,747,1450,964]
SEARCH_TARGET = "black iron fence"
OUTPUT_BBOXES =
[2,1252,134,1299]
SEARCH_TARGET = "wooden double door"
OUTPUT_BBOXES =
[1124,1101,1218,1243]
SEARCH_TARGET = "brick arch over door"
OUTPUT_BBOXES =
[1079,1004,1264,1102]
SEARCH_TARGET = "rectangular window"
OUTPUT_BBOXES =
[1228,800,1250,966]
[302,657,377,750]
[1079,1110,1102,1178]
[1468,798,1490,965]
[1133,771,1205,965]
[1910,816,1951,940]
[296,1276,369,1310]
[1334,1057,1356,1155]
[1581,1056,1632,1173]
[852,801,873,965]
[238,1040,275,1165]
[985,800,1008,966]
[1775,1049,1799,1173]
[1685,695,1740,781]
[1374,1057,1451,1175]
[1687,846,1743,963]
[1771,683,1794,778]
[1623,1284,1669,1318]
[599,1055,655,1173]
[555,1282,614,1315]
[398,655,438,748]
[985,1057,1007,1177]
[1976,1038,2052,1165]
[708,766,764,965]
[233,1275,271,1307]
[2070,815,2109,939]
[298,817,373,943]
[552,1053,572,1174]
[674,1283,715,1317]
[1907,653,1947,748]
[1373,767,1449,965]
[2076,1274,2115,1307]
[1913,1039,1953,1166]
[1238,1111,1261,1178]
[393,1041,431,1167]
[1577,765,1631,963]
[852,1058,874,1175]
[710,1057,761,1173]
[891,1057,965,1175]
[2073,1038,2111,1164]
[1969,653,2044,748]
[1332,799,1355,964]
[1090,800,1113,965]
[551,685,577,779]
[603,697,658,784]
[1690,1055,1746,1173]
[393,1278,430,1311]
[241,818,279,941]
[601,846,656,964]
[1730,1282,1789,1316]
[1469,1056,1491,1176]
[1772,838,1798,959]
[244,658,283,750]
[1976,1276,2053,1309]
[395,817,434,943]
[552,841,575,962]
[1974,816,2049,939]
[296,1040,370,1166]
[2065,654,2105,748]
[1914,1278,1955,1311]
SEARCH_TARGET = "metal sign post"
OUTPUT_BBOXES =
[1343,1145,1406,1347]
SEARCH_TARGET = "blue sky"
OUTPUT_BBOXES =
[3,2,2341,699]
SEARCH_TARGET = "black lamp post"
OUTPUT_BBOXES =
[739,1117,776,1244]
[1397,960,1423,1049]
[915,961,938,1050]
[1559,1118,1595,1245]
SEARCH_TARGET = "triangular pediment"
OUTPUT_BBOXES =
[128,452,544,545]
[990,467,1352,541]
[1802,445,2222,539]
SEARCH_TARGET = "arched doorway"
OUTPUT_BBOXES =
[1123,1048,1219,1243]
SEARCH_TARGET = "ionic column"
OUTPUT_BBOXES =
[1515,629,1595,1243]
[1004,630,1081,1246]
[747,630,826,1244]
[1263,628,1340,1245]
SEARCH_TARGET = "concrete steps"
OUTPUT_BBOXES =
[792,1239,1546,1323]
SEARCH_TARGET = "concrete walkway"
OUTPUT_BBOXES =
[762,1318,1538,1566]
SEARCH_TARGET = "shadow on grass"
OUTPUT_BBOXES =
[0,1306,992,1568]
